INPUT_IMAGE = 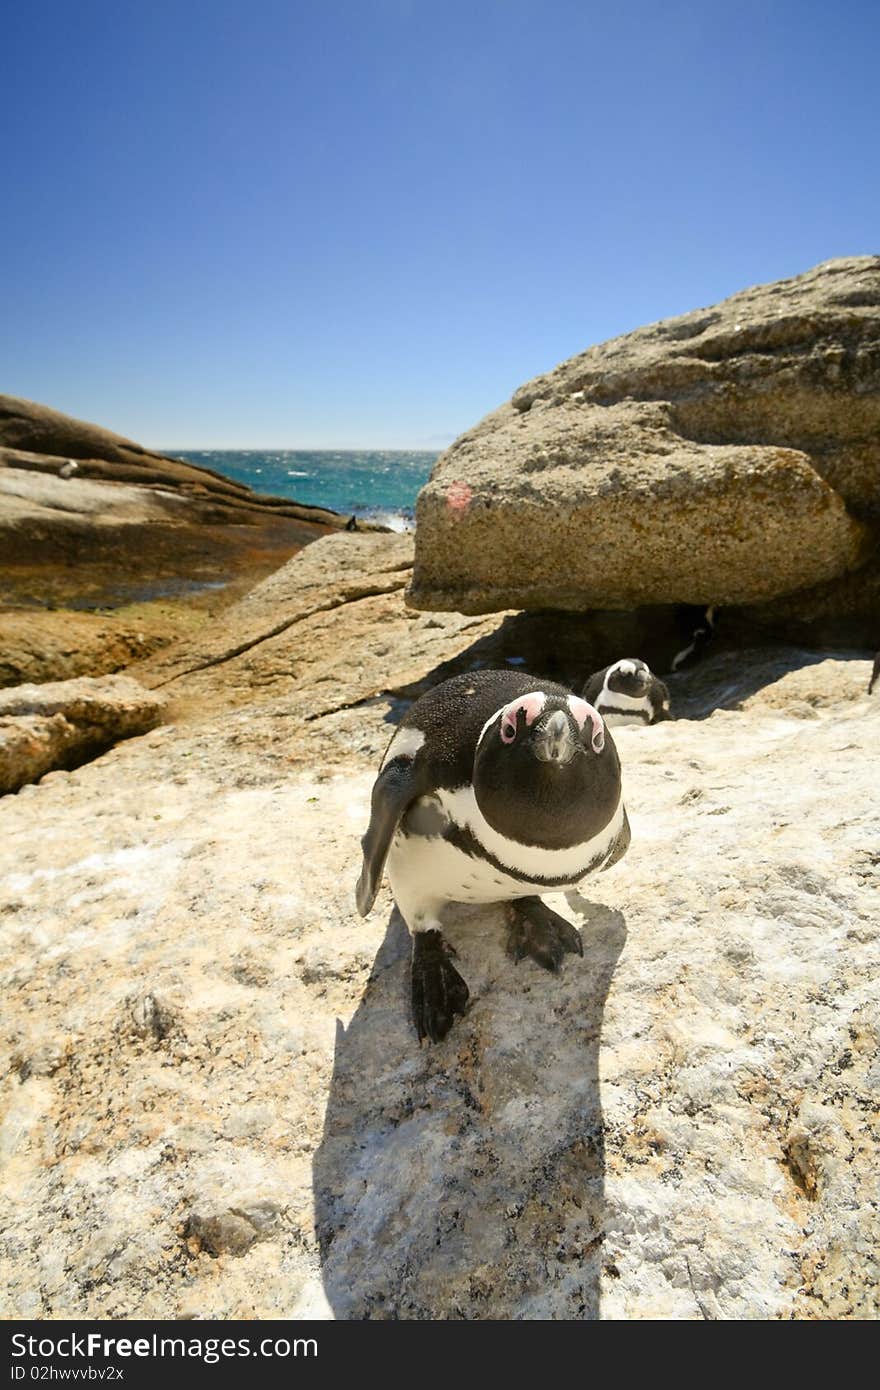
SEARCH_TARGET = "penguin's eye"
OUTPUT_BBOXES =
[568,696,606,753]
[497,694,543,745]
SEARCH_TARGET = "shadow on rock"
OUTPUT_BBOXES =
[666,644,871,719]
[387,609,696,706]
[388,609,874,726]
[313,899,627,1318]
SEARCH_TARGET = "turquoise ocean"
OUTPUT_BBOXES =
[175,450,438,530]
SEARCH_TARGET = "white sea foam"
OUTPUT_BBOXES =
[370,511,413,532]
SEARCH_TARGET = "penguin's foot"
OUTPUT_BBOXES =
[411,929,470,1043]
[505,897,583,972]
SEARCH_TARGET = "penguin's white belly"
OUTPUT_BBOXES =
[596,690,653,726]
[601,708,649,727]
[386,785,625,927]
[388,832,539,909]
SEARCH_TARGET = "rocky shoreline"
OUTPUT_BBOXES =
[1,260,878,1319]
[0,392,381,690]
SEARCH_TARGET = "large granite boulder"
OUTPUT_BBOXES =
[409,257,880,615]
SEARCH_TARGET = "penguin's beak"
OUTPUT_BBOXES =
[532,710,577,765]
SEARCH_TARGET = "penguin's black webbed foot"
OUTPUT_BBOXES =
[411,929,469,1043]
[505,897,583,972]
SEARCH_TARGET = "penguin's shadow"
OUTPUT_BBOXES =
[312,898,627,1319]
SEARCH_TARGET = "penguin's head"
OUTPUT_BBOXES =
[605,658,651,698]
[472,690,620,849]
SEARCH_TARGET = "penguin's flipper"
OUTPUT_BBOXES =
[652,678,672,721]
[355,754,430,917]
[869,652,880,695]
[601,807,631,871]
[581,667,607,704]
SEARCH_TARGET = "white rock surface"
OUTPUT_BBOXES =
[0,653,877,1319]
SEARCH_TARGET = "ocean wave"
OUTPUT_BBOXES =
[356,509,413,533]
[174,449,435,521]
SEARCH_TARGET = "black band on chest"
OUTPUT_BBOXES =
[442,821,611,887]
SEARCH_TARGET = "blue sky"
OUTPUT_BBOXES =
[3,0,878,449]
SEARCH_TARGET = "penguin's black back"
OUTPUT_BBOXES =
[582,665,611,707]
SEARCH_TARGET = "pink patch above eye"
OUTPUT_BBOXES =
[568,696,605,753]
[499,692,546,744]
[446,481,472,515]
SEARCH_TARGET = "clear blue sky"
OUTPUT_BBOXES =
[3,0,878,449]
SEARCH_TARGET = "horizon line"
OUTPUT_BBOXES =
[154,443,445,453]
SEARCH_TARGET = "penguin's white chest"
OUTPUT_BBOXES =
[601,707,649,727]
[597,689,652,725]
[388,831,526,911]
[385,784,625,927]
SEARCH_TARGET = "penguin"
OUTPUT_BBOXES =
[671,605,716,670]
[582,658,670,727]
[355,670,630,1043]
[869,652,880,695]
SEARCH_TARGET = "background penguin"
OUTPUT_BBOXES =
[582,658,670,727]
[670,605,716,670]
[356,670,630,1043]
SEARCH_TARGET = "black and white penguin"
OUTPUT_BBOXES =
[671,605,716,670]
[356,670,630,1043]
[582,658,670,727]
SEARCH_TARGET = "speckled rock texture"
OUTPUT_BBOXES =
[409,257,880,615]
[0,544,876,1319]
[0,676,166,794]
[0,610,174,689]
